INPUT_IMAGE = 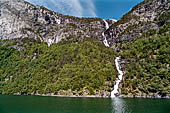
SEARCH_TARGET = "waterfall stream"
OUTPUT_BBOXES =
[111,57,123,97]
[102,20,110,47]
[102,20,124,97]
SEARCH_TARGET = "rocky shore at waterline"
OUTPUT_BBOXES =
[120,94,170,99]
[10,92,170,99]
[12,90,111,98]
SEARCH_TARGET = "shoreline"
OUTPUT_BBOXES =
[119,95,170,99]
[5,93,108,98]
[1,93,170,99]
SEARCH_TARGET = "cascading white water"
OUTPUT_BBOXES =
[102,19,124,97]
[47,39,54,47]
[103,19,110,29]
[102,20,110,47]
[111,57,124,97]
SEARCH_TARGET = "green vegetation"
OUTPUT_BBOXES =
[67,23,78,29]
[110,0,150,27]
[140,22,170,38]
[159,23,170,34]
[80,18,102,24]
[120,34,170,97]
[0,38,117,95]
[66,15,102,24]
[119,22,170,97]
[157,12,170,26]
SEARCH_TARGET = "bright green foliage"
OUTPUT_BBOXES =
[0,38,117,95]
[120,34,170,96]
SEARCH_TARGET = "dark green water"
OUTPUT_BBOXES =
[0,95,170,113]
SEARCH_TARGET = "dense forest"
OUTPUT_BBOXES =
[0,38,117,96]
[120,23,170,97]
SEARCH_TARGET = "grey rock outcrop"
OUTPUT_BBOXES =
[0,0,115,45]
[104,0,170,46]
[0,0,169,46]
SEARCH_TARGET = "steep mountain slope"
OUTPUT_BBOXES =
[0,0,170,98]
[0,38,117,97]
[0,39,117,97]
[0,0,116,45]
[1,0,169,46]
[0,0,118,97]
[104,0,170,46]
[120,32,170,98]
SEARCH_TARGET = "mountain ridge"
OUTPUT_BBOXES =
[0,0,116,45]
[105,0,170,46]
[0,0,170,98]
[1,0,169,47]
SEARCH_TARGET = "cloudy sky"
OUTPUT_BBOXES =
[25,0,144,20]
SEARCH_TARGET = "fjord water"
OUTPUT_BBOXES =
[0,95,170,113]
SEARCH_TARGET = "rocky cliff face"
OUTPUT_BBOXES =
[0,0,117,46]
[0,0,169,47]
[104,0,170,46]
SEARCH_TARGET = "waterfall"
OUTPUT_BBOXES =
[103,19,109,29]
[111,57,124,97]
[47,39,54,47]
[102,20,110,47]
[102,20,124,97]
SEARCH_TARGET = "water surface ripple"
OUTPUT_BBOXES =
[0,95,170,113]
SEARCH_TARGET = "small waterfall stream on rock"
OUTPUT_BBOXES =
[102,20,124,98]
[102,20,110,47]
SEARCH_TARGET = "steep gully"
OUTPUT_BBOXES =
[102,20,124,98]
